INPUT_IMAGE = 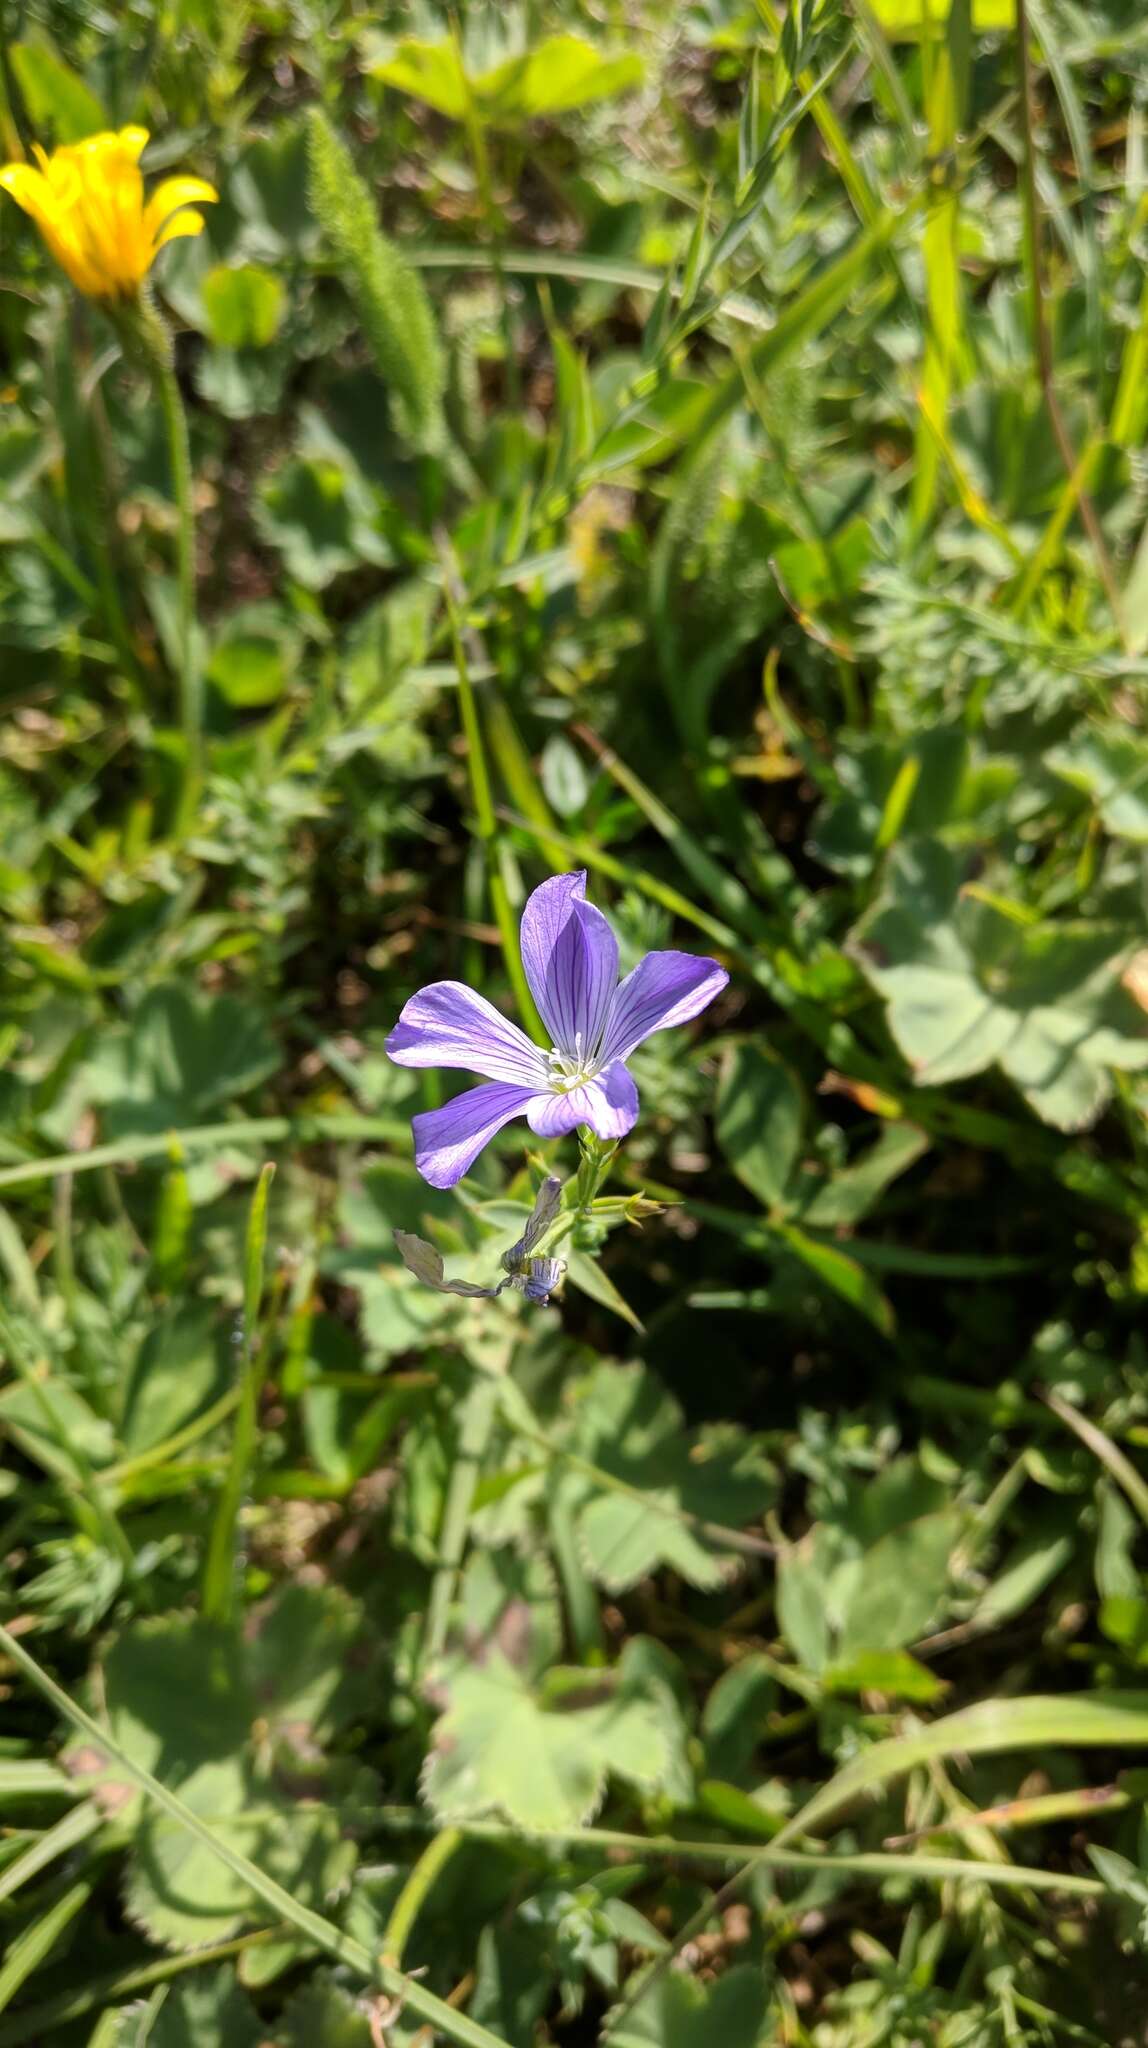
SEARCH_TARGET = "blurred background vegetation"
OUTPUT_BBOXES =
[2,0,1148,2042]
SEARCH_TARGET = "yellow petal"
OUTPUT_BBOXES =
[36,214,107,296]
[143,175,217,235]
[71,126,149,164]
[0,162,50,210]
[0,126,211,297]
[153,208,207,251]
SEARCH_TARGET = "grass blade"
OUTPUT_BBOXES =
[0,1623,514,2048]
[201,1163,275,1627]
[0,1800,101,1904]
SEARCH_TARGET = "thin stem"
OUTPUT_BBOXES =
[0,1932,288,2048]
[1038,1387,1148,1531]
[51,1174,77,1319]
[53,309,145,693]
[0,1799,102,1904]
[382,1827,464,1965]
[1013,0,1126,645]
[503,1401,774,1563]
[202,1164,275,1626]
[0,1623,513,2048]
[0,1112,410,1193]
[368,1809,1105,1896]
[440,552,495,841]
[103,1389,241,1487]
[28,526,101,611]
[435,529,546,1040]
[424,1374,500,1664]
[452,23,519,409]
[548,1482,606,1661]
[0,1876,94,2013]
[0,1306,135,1575]
[129,299,202,813]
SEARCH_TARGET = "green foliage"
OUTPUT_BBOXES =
[84,987,280,1138]
[275,1976,373,2046]
[202,266,286,350]
[65,1589,370,1951]
[851,840,1148,1130]
[145,1970,261,2048]
[368,33,643,124]
[604,1965,771,2048]
[1048,725,1148,842]
[776,1458,962,1675]
[716,1044,804,1209]
[566,1361,774,1591]
[423,1644,673,1831]
[8,38,106,142]
[1,3,1148,2044]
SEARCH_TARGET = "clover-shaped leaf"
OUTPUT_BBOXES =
[256,451,389,588]
[1047,728,1148,843]
[126,1804,356,1953]
[65,1590,372,1951]
[776,1457,962,1676]
[850,839,1148,1130]
[423,1638,671,1831]
[275,1975,375,2047]
[569,1363,774,1593]
[145,1965,261,2048]
[604,1963,770,2048]
[85,986,279,1138]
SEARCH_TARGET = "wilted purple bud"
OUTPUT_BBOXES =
[394,1230,505,1299]
[501,1175,563,1279]
[519,1256,566,1305]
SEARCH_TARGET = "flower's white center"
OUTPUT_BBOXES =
[545,1031,598,1093]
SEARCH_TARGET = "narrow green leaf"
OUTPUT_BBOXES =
[0,1878,93,2014]
[772,1691,1148,1851]
[242,1161,275,1338]
[0,1800,101,1904]
[202,1164,275,1627]
[0,1625,515,2048]
[774,1221,896,1336]
[564,1248,644,1331]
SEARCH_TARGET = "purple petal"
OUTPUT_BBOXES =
[526,1062,639,1142]
[411,1082,540,1189]
[519,871,618,1055]
[387,981,546,1086]
[526,1091,583,1139]
[599,952,728,1066]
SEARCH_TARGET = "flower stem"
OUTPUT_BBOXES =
[423,1371,500,1664]
[129,300,202,819]
[573,1129,617,1224]
[202,1163,276,1626]
[381,1825,463,1966]
[434,527,547,1041]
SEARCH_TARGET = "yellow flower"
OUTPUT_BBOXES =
[0,127,216,300]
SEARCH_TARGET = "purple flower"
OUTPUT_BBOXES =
[386,872,728,1189]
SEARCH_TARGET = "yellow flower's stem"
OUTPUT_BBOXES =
[128,298,202,826]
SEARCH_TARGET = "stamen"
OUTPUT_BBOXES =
[545,1040,598,1093]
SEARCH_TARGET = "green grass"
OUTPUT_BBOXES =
[1,2,1148,2043]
